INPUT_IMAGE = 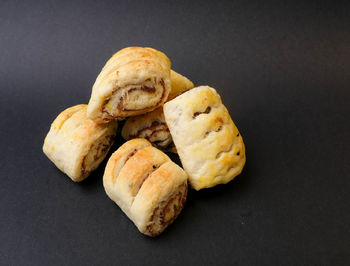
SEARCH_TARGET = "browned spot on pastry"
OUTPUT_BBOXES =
[236,151,240,156]
[215,143,234,159]
[216,117,223,124]
[146,183,187,237]
[193,106,211,118]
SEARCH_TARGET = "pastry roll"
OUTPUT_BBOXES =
[103,139,188,236]
[121,70,194,152]
[43,104,118,182]
[164,86,246,190]
[121,108,176,152]
[87,47,171,122]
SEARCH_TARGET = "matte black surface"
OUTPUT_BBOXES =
[1,1,349,265]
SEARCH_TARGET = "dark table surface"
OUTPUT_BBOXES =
[1,1,349,265]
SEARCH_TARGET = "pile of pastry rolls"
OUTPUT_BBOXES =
[43,46,246,236]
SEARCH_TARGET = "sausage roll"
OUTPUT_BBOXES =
[121,70,194,152]
[43,104,118,182]
[103,139,188,236]
[163,86,246,190]
[87,47,171,122]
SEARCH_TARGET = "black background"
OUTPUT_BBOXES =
[1,0,349,265]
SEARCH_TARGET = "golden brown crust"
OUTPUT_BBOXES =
[103,138,151,186]
[43,104,118,182]
[103,139,188,236]
[116,146,170,206]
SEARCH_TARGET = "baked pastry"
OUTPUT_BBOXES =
[103,139,188,236]
[87,47,171,122]
[168,69,194,100]
[43,104,118,182]
[163,86,246,190]
[121,107,176,152]
[121,70,194,152]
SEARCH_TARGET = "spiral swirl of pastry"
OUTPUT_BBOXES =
[145,182,187,236]
[103,139,188,236]
[43,104,118,182]
[87,47,171,122]
[121,108,175,153]
[80,134,116,178]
